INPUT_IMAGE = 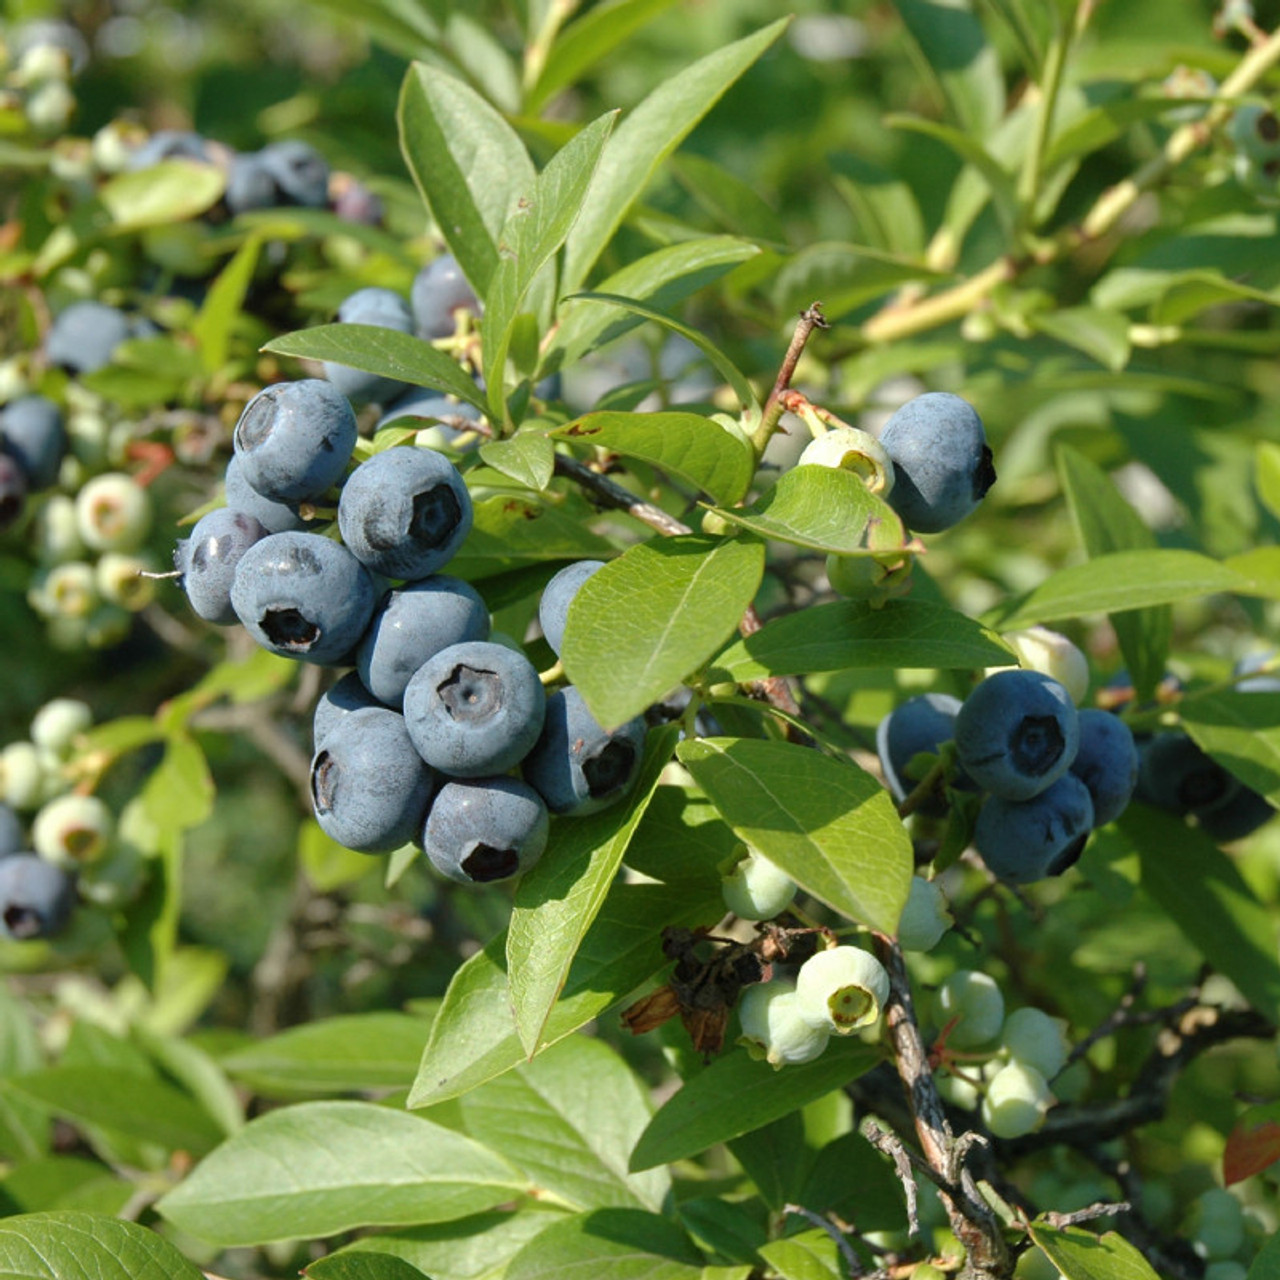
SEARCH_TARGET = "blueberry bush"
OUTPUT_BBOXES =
[4,1,1280,1278]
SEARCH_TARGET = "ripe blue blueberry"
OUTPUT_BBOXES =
[876,692,969,816]
[1134,732,1239,815]
[313,671,387,750]
[257,140,330,208]
[538,560,605,657]
[0,804,23,858]
[224,454,311,534]
[522,686,646,815]
[310,708,436,853]
[955,669,1079,802]
[403,640,545,777]
[224,151,278,215]
[423,776,549,884]
[232,379,357,502]
[127,130,214,170]
[974,773,1095,884]
[356,575,491,709]
[45,301,132,376]
[878,392,996,534]
[0,454,28,533]
[174,507,270,625]
[1234,650,1280,693]
[230,531,376,666]
[1069,709,1139,828]
[1,394,66,489]
[411,254,481,340]
[337,445,473,580]
[0,852,75,941]
[322,287,415,407]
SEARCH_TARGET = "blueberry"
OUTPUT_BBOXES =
[232,379,357,502]
[337,445,473,579]
[322,287,415,407]
[1233,650,1280,693]
[0,805,23,858]
[878,392,996,534]
[403,640,545,777]
[876,692,969,817]
[974,773,1095,884]
[0,453,28,532]
[230,531,376,666]
[1,394,66,489]
[174,507,270,625]
[522,686,646,815]
[0,852,75,941]
[356,575,491,709]
[1134,732,1240,815]
[538,560,605,658]
[313,671,387,749]
[126,130,214,170]
[310,708,436,853]
[411,254,481,340]
[224,454,311,534]
[1069,709,1139,828]
[423,776,548,884]
[225,151,279,215]
[378,389,483,450]
[955,670,1079,802]
[257,140,330,208]
[45,301,132,376]
[331,174,385,226]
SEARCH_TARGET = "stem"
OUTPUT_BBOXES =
[750,303,828,457]
[1017,24,1069,222]
[521,0,580,98]
[551,452,691,538]
[861,258,1017,345]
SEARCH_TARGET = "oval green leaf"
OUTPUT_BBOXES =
[0,1210,205,1280]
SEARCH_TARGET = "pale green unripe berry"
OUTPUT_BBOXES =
[981,1060,1053,1138]
[936,970,1005,1049]
[985,627,1089,706]
[738,980,830,1067]
[722,849,797,921]
[33,792,113,868]
[1203,1263,1247,1280]
[25,79,75,132]
[75,473,151,552]
[34,495,86,565]
[1001,1007,1070,1079]
[0,742,45,810]
[0,357,30,402]
[896,876,952,952]
[30,560,99,620]
[1189,1189,1246,1262]
[795,945,890,1035]
[30,699,92,756]
[92,120,149,173]
[798,426,895,497]
[16,43,72,85]
[96,552,155,610]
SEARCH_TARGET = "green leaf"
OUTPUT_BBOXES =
[1247,1229,1280,1280]
[156,1101,527,1246]
[892,0,1004,135]
[191,233,262,374]
[452,495,615,578]
[262,324,486,410]
[544,237,760,373]
[702,467,905,554]
[758,1229,844,1280]
[1030,1224,1162,1280]
[460,1036,670,1212]
[221,1012,435,1097]
[0,1210,206,1280]
[990,549,1244,631]
[553,412,755,505]
[1033,307,1132,371]
[306,1255,431,1280]
[1121,806,1280,1022]
[479,430,556,490]
[562,19,789,292]
[1057,447,1169,703]
[397,64,534,293]
[677,738,912,935]
[624,785,737,889]
[1178,692,1280,809]
[670,154,788,246]
[530,0,680,111]
[629,1039,879,1172]
[409,882,722,1108]
[6,1067,223,1156]
[773,242,940,324]
[561,535,764,730]
[508,727,678,1056]
[1256,441,1280,524]
[708,598,1013,682]
[99,160,225,230]
[505,1208,704,1280]
[483,111,616,418]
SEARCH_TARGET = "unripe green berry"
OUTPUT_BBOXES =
[1204,1263,1247,1280]
[795,945,890,1035]
[985,627,1090,706]
[31,561,98,620]
[32,792,113,868]
[798,426,895,497]
[96,552,155,610]
[0,742,45,810]
[896,876,952,952]
[936,970,1005,1049]
[1001,1006,1069,1079]
[721,849,797,921]
[25,79,75,132]
[1189,1189,1246,1262]
[30,699,92,756]
[34,495,86,565]
[981,1060,1053,1138]
[75,472,151,552]
[738,980,830,1067]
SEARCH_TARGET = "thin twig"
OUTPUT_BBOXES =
[784,1203,866,1277]
[862,1119,925,1236]
[551,452,691,537]
[752,303,828,455]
